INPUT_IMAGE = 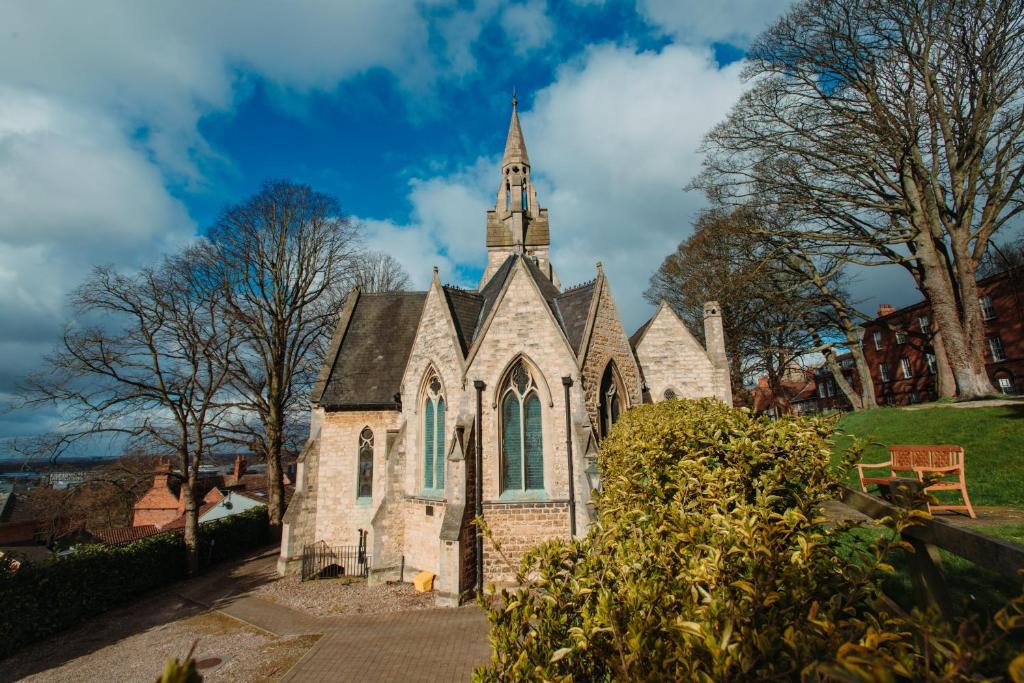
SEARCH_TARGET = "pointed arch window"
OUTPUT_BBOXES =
[501,361,543,492]
[505,180,511,212]
[357,427,373,499]
[423,374,446,492]
[521,181,528,212]
[599,362,625,439]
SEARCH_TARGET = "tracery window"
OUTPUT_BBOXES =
[500,361,543,492]
[663,388,677,400]
[357,427,373,499]
[598,361,624,439]
[423,374,446,491]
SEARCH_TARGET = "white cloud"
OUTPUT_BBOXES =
[523,44,747,330]
[637,0,795,44]
[368,43,749,332]
[501,1,555,55]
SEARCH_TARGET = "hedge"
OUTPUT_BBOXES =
[0,506,269,659]
[475,399,1024,681]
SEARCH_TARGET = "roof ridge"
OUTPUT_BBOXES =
[559,278,597,295]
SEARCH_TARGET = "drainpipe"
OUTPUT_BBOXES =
[562,376,576,538]
[473,379,485,596]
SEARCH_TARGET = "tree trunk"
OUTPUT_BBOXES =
[823,347,862,411]
[921,277,994,399]
[845,334,877,410]
[182,474,199,577]
[265,403,286,539]
[931,330,957,398]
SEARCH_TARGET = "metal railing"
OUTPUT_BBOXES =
[301,531,368,581]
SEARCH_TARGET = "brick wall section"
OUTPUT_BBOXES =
[481,501,570,585]
[314,409,401,553]
[580,277,644,431]
[635,304,723,403]
[132,473,180,528]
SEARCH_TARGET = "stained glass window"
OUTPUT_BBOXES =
[357,427,373,498]
[423,373,445,491]
[599,362,625,439]
[501,360,543,492]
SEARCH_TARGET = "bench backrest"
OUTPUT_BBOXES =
[888,445,964,472]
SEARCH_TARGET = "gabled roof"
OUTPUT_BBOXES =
[629,316,653,349]
[91,524,162,546]
[552,280,597,354]
[442,286,484,356]
[316,291,428,410]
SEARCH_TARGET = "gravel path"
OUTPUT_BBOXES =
[255,576,435,617]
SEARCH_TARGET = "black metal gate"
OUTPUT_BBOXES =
[301,529,368,581]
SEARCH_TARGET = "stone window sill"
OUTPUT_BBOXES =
[416,488,445,501]
[497,490,549,503]
[356,496,372,507]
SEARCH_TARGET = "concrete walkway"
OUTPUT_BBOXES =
[184,550,491,682]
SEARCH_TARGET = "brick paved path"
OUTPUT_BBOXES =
[280,607,491,683]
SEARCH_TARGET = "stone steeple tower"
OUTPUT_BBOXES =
[480,93,556,289]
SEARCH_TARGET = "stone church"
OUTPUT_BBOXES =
[278,98,731,604]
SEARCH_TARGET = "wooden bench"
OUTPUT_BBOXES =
[856,445,976,518]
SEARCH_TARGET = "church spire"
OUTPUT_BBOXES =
[502,90,530,168]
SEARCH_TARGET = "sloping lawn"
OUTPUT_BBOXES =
[832,404,1024,509]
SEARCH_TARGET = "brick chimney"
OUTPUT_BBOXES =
[233,455,248,481]
[877,304,896,318]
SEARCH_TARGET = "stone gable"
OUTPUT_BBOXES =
[580,276,644,431]
[635,305,719,402]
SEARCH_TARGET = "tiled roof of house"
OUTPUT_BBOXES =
[442,286,485,355]
[317,291,428,409]
[91,524,162,546]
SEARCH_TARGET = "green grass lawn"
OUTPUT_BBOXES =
[831,403,1024,509]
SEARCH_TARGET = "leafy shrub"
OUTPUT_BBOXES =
[475,399,1023,681]
[0,506,268,659]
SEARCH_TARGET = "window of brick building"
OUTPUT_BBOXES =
[980,295,997,320]
[900,357,912,379]
[997,376,1014,395]
[422,373,446,492]
[500,360,543,493]
[879,363,890,382]
[873,331,883,351]
[357,427,373,499]
[910,391,921,404]
[895,329,906,344]
[926,353,937,375]
[988,335,1006,362]
[918,315,930,333]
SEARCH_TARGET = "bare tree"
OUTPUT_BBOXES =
[646,209,825,406]
[205,181,361,534]
[694,0,1024,399]
[353,250,412,293]
[19,248,237,574]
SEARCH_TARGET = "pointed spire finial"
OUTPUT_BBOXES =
[502,90,529,167]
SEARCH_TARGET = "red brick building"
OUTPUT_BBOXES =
[755,268,1022,415]
[862,268,1023,405]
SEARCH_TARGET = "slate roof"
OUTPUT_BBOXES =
[442,287,484,355]
[318,291,428,409]
[553,281,597,354]
[629,315,654,349]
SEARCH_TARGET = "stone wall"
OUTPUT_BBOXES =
[636,304,723,403]
[481,500,571,585]
[580,276,644,431]
[278,424,322,575]
[465,262,580,585]
[314,409,401,554]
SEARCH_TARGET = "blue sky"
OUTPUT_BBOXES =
[0,0,921,449]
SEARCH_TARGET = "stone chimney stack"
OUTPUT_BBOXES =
[703,301,733,406]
